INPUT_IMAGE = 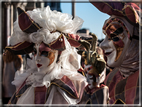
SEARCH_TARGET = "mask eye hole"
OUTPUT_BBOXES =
[88,75,94,79]
[40,51,49,57]
[32,48,37,55]
[109,27,123,42]
[114,27,123,35]
[26,54,32,60]
[112,36,120,42]
[110,33,116,37]
[110,33,120,42]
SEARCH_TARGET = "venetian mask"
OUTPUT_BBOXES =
[100,18,131,67]
[85,65,97,89]
[78,33,106,88]
[33,43,56,73]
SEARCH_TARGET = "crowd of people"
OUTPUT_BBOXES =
[2,1,140,106]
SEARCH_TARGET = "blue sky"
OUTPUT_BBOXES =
[60,2,110,40]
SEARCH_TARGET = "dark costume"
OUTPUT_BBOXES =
[78,33,109,105]
[104,68,139,104]
[79,84,109,104]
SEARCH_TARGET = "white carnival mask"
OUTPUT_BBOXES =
[33,43,56,73]
[85,65,97,89]
[100,18,131,67]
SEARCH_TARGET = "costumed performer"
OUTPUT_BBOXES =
[78,33,109,104]
[90,1,141,105]
[5,6,87,105]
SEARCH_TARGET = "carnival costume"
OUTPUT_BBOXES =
[78,33,109,104]
[5,6,87,105]
[90,1,140,105]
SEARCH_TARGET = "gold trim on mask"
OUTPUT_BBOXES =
[114,45,123,62]
[113,32,125,62]
[103,18,130,38]
[47,50,56,66]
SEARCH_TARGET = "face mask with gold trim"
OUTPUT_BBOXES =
[78,33,106,88]
[100,18,131,67]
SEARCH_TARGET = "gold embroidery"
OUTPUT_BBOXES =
[6,41,32,51]
[112,99,126,104]
[104,2,124,15]
[123,5,139,24]
[50,82,78,99]
[18,7,41,31]
[48,34,63,46]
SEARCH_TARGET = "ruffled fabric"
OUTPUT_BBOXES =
[12,36,87,89]
[10,6,84,46]
[30,6,83,34]
[14,43,87,104]
[12,57,37,90]
[10,6,87,104]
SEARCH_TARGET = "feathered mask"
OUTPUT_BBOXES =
[78,33,106,76]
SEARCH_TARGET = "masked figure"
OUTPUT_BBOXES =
[78,33,109,105]
[5,6,87,105]
[90,1,140,105]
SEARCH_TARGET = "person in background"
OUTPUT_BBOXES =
[2,50,23,104]
[90,1,140,105]
[78,33,109,104]
[77,36,92,76]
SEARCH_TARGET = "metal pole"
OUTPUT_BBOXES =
[72,0,75,18]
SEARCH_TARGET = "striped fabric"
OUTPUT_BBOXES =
[8,75,80,104]
[17,7,42,33]
[8,80,31,104]
[105,69,139,104]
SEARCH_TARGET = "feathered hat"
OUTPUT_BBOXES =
[5,6,82,55]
